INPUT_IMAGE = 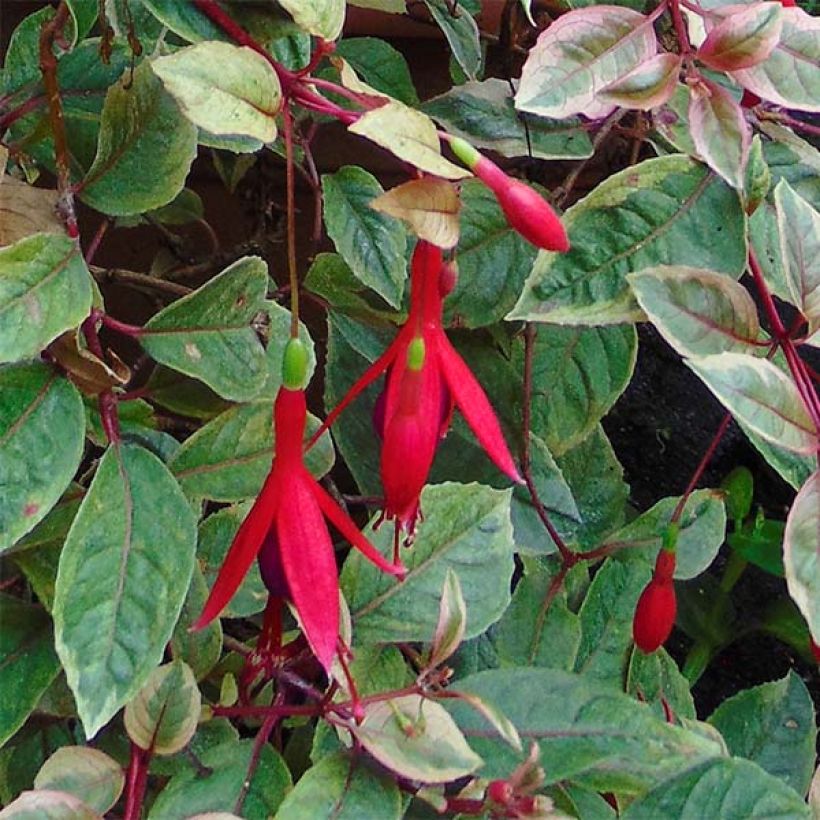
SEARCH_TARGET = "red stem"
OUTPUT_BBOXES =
[0,94,46,132]
[94,310,144,338]
[123,743,150,820]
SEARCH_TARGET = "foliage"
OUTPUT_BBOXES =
[0,0,818,817]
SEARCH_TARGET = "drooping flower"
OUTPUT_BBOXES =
[310,241,521,531]
[448,136,570,253]
[633,549,677,654]
[193,339,405,672]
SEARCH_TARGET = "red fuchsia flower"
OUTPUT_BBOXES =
[310,241,521,533]
[193,339,405,672]
[448,136,570,253]
[633,548,677,654]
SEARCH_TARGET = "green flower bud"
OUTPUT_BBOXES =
[282,337,309,390]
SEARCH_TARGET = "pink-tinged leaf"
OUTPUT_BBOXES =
[433,332,521,483]
[427,569,467,669]
[277,472,340,672]
[193,471,280,630]
[783,470,819,645]
[313,479,406,578]
[731,7,820,113]
[598,53,682,111]
[688,79,750,191]
[515,6,657,119]
[697,3,783,71]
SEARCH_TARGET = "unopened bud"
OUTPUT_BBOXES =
[282,337,309,389]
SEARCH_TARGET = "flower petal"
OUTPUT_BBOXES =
[313,480,406,578]
[192,470,280,630]
[278,470,340,672]
[433,331,522,483]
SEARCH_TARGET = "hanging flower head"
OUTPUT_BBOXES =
[193,339,405,672]
[633,547,677,654]
[310,241,521,533]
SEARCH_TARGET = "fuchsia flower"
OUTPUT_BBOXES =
[632,549,677,654]
[311,241,521,531]
[193,341,405,672]
[448,136,570,253]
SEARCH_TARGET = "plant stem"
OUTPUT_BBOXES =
[283,104,299,337]
[669,0,692,55]
[123,743,150,820]
[94,310,144,338]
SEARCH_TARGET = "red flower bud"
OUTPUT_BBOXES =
[633,578,677,654]
[486,780,514,805]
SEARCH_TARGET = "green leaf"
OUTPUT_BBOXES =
[609,489,727,580]
[423,79,593,161]
[727,517,785,577]
[494,559,582,670]
[783,470,820,645]
[598,53,681,111]
[444,180,538,327]
[0,364,84,552]
[336,38,418,106]
[322,167,407,308]
[731,7,820,113]
[574,557,652,686]
[141,256,268,402]
[276,752,401,820]
[707,672,816,794]
[621,757,811,818]
[448,668,724,791]
[354,695,483,783]
[0,594,61,747]
[80,61,197,216]
[124,661,201,755]
[428,569,467,668]
[687,353,817,454]
[342,483,514,644]
[151,42,282,143]
[0,234,93,364]
[1,9,53,97]
[775,180,820,329]
[147,739,291,819]
[33,747,123,815]
[348,103,470,181]
[0,790,100,819]
[508,156,747,325]
[170,403,334,502]
[53,443,197,738]
[422,0,482,80]
[279,0,345,40]
[626,648,696,721]
[629,266,762,357]
[515,6,656,119]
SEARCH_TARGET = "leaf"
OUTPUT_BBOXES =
[688,79,750,191]
[151,42,282,143]
[0,790,100,819]
[621,758,811,819]
[727,517,785,577]
[598,53,682,110]
[423,78,593,161]
[322,167,408,308]
[170,403,334,502]
[775,180,820,329]
[0,178,62,248]
[33,748,123,815]
[147,739,292,820]
[697,3,783,71]
[508,155,747,324]
[687,353,817,454]
[629,266,762,356]
[422,0,482,81]
[574,557,652,686]
[515,6,657,119]
[0,594,61,747]
[444,179,537,327]
[0,234,94,364]
[349,102,469,180]
[141,256,268,402]
[612,490,726,580]
[731,7,820,113]
[275,752,401,820]
[370,178,460,249]
[428,569,467,668]
[53,443,197,738]
[279,0,345,40]
[707,672,816,795]
[626,648,696,721]
[80,60,197,216]
[448,668,724,791]
[783,470,820,645]
[342,482,514,644]
[0,364,84,553]
[336,38,418,106]
[354,695,483,782]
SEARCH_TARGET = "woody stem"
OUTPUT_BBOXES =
[283,104,300,337]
